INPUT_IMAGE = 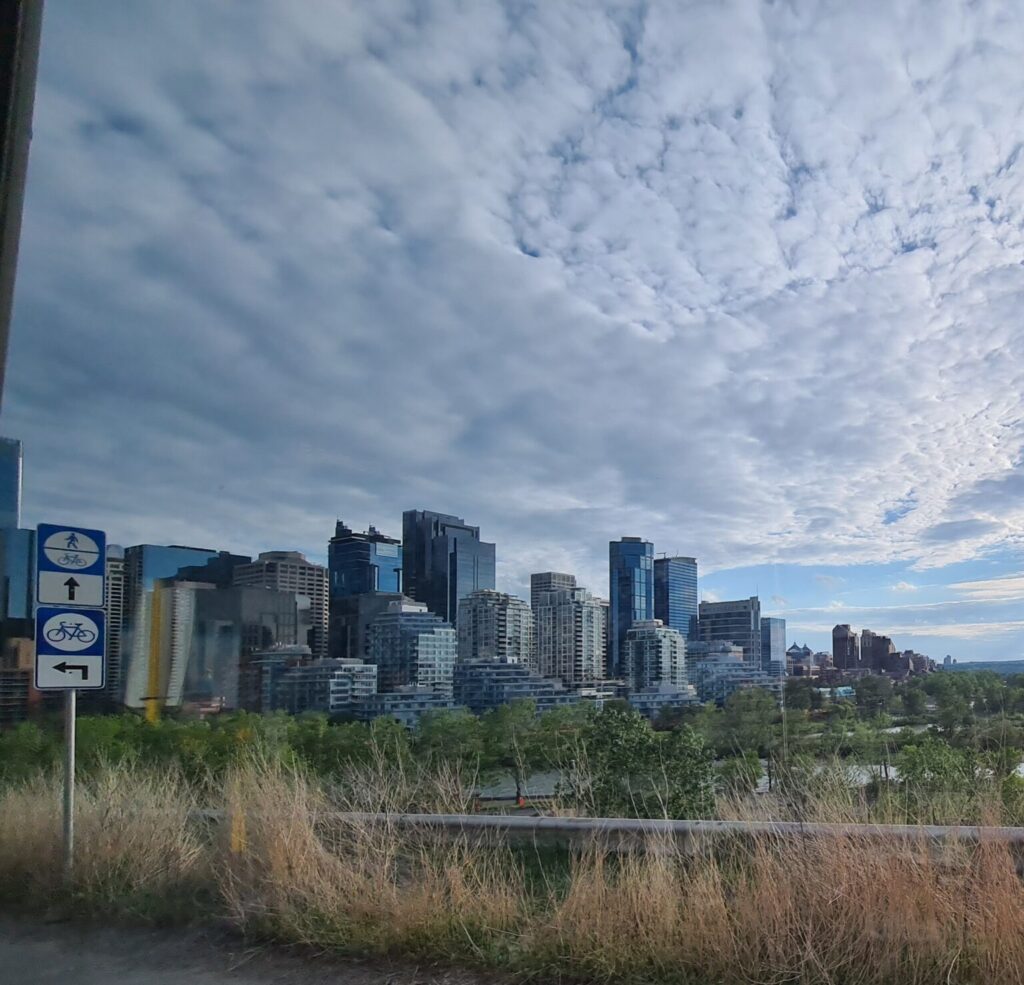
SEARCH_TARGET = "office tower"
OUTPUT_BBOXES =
[654,556,699,642]
[530,571,576,609]
[860,629,897,672]
[457,589,534,667]
[104,546,125,694]
[174,551,252,587]
[232,551,329,659]
[760,617,787,677]
[368,598,457,695]
[0,436,21,530]
[328,520,402,598]
[608,537,654,679]
[0,526,33,636]
[329,591,406,661]
[622,619,687,690]
[122,543,220,709]
[534,586,607,687]
[698,597,762,667]
[140,580,300,713]
[402,510,495,624]
[832,624,860,671]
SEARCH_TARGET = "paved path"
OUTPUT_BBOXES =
[0,917,492,985]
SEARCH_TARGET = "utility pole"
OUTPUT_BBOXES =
[0,0,44,409]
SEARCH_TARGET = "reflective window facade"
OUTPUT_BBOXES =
[698,597,762,667]
[328,520,402,598]
[760,616,787,677]
[401,510,495,625]
[608,537,653,679]
[653,556,698,642]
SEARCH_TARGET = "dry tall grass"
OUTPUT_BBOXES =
[4,758,1024,983]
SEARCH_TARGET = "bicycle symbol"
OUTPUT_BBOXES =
[45,621,96,645]
[57,553,87,567]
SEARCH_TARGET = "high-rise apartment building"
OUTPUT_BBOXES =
[104,546,125,694]
[0,526,33,634]
[760,616,786,676]
[329,591,406,661]
[368,598,457,695]
[653,556,699,641]
[832,624,860,671]
[530,571,576,609]
[402,510,495,624]
[0,436,22,530]
[457,589,534,667]
[622,619,687,690]
[232,551,328,659]
[534,586,607,687]
[328,520,402,597]
[698,597,762,667]
[608,537,654,679]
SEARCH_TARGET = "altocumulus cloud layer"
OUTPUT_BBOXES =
[5,0,1024,598]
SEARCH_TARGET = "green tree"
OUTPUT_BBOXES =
[854,676,894,717]
[414,709,484,767]
[481,700,541,802]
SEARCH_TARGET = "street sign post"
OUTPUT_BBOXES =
[36,523,105,607]
[34,606,106,690]
[35,523,108,885]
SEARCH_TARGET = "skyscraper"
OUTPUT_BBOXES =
[622,619,687,690]
[760,616,786,677]
[832,624,860,671]
[698,597,762,667]
[122,543,220,710]
[232,551,329,659]
[368,598,457,695]
[402,510,495,624]
[608,537,654,679]
[457,589,534,667]
[653,556,699,641]
[534,586,607,688]
[104,546,125,695]
[0,436,22,530]
[328,520,402,598]
[530,571,576,609]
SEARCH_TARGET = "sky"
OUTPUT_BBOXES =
[4,0,1024,661]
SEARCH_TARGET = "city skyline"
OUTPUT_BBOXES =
[4,1,1024,662]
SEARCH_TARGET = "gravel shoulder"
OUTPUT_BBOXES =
[0,915,501,985]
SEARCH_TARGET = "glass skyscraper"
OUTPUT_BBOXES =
[402,510,495,624]
[0,437,22,531]
[698,597,763,668]
[653,556,698,642]
[760,616,787,677]
[328,519,402,598]
[608,537,653,679]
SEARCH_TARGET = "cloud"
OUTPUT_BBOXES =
[5,0,1024,604]
[815,574,846,590]
[949,574,1024,602]
[770,594,788,607]
[701,589,721,604]
[891,581,918,593]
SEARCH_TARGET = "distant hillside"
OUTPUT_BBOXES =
[948,660,1024,676]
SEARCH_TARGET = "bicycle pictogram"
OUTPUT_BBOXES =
[45,620,97,645]
[57,553,88,567]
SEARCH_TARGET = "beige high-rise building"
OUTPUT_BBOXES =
[457,589,534,667]
[104,548,125,695]
[623,619,686,690]
[534,586,607,688]
[530,571,577,609]
[233,551,328,658]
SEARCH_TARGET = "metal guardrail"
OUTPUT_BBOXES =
[196,810,1024,847]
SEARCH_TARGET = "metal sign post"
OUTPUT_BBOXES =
[35,523,107,885]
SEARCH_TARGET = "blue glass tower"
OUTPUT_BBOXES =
[402,510,495,625]
[760,616,787,677]
[654,556,698,642]
[608,537,653,679]
[328,520,402,598]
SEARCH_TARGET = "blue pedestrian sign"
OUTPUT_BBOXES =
[36,523,106,607]
[35,606,106,690]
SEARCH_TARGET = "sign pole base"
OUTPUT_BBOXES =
[63,688,75,886]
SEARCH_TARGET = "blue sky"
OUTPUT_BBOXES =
[4,1,1024,661]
